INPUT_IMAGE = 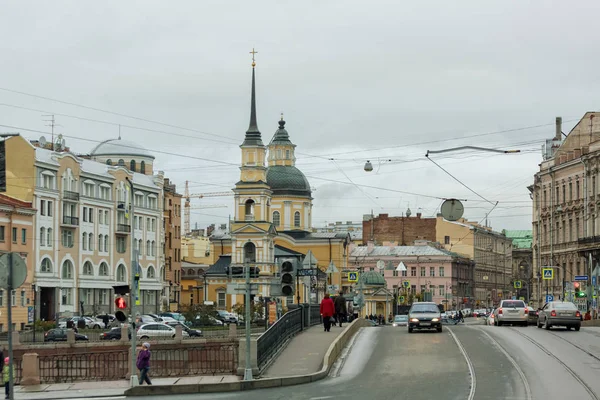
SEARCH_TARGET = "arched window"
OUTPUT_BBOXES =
[146,240,151,256]
[116,264,126,282]
[273,211,280,226]
[147,266,156,279]
[98,234,103,252]
[140,161,146,174]
[118,159,125,167]
[243,242,256,263]
[151,240,156,256]
[62,260,73,279]
[294,211,301,228]
[40,227,46,246]
[88,233,94,251]
[47,228,53,248]
[245,199,255,219]
[130,160,136,172]
[83,261,93,275]
[139,239,143,255]
[40,258,52,273]
[104,236,108,252]
[106,159,112,165]
[99,262,109,276]
[82,233,88,250]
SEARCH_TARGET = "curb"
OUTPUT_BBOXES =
[125,318,371,396]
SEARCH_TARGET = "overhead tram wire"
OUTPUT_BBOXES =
[331,159,383,208]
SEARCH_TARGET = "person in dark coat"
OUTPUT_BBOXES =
[136,342,152,385]
[320,293,335,332]
[334,291,348,327]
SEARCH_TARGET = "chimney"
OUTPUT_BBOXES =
[555,117,562,140]
[367,240,375,253]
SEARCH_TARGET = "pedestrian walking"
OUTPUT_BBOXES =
[320,293,335,332]
[136,342,152,385]
[3,357,14,399]
[334,291,347,327]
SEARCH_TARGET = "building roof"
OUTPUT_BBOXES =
[503,230,533,249]
[361,271,386,286]
[274,244,304,257]
[242,67,263,147]
[0,194,33,209]
[89,138,155,159]
[269,119,293,145]
[350,244,458,258]
[205,255,232,275]
[280,231,348,240]
[266,165,311,197]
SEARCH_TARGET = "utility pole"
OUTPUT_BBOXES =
[243,260,253,381]
[42,115,59,150]
[125,177,138,388]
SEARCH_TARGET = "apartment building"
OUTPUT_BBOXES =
[163,178,182,310]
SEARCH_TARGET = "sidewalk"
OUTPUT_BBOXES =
[14,375,241,400]
[261,322,346,378]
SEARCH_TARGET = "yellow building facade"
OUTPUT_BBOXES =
[198,63,350,312]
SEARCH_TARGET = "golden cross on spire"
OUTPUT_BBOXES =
[250,48,258,67]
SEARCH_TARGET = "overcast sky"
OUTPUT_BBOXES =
[1,1,599,232]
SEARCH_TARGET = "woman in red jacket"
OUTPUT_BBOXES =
[320,293,336,332]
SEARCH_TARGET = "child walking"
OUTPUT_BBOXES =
[136,342,152,385]
[3,357,14,399]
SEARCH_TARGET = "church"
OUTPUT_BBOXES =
[204,57,351,311]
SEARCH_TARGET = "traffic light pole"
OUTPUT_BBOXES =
[126,177,137,387]
[243,260,253,381]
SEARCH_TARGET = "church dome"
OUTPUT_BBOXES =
[266,165,311,197]
[90,138,155,159]
[361,271,386,286]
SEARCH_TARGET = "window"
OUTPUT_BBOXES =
[130,160,136,172]
[61,288,72,305]
[439,267,445,277]
[151,241,156,256]
[62,260,73,279]
[84,182,94,197]
[137,239,142,255]
[393,270,398,277]
[439,285,445,296]
[148,196,157,209]
[244,200,255,218]
[135,194,144,207]
[100,185,110,200]
[88,207,93,223]
[11,290,15,307]
[286,149,290,159]
[104,235,108,251]
[47,228,53,248]
[294,211,301,228]
[98,234,103,252]
[106,159,112,165]
[83,261,93,276]
[82,233,87,250]
[147,266,155,279]
[146,240,151,256]
[401,269,407,277]
[272,211,280,226]
[99,262,109,276]
[40,258,52,273]
[12,227,16,243]
[20,290,25,307]
[118,159,125,167]
[140,161,145,174]
[0,226,4,241]
[217,291,226,309]
[0,291,3,307]
[116,264,126,282]
[429,267,435,277]
[420,267,425,277]
[444,236,450,245]
[420,285,426,294]
[41,172,54,189]
[88,233,94,251]
[61,229,74,248]
[100,289,109,304]
[40,200,46,215]
[83,289,93,304]
[410,267,416,277]
[243,242,256,263]
[47,201,53,216]
[98,209,103,224]
[83,206,88,222]
[40,228,46,246]
[117,237,126,253]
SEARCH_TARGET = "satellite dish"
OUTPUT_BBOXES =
[376,260,385,270]
[39,136,47,147]
[440,199,465,222]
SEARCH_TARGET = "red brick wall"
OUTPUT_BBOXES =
[362,213,437,245]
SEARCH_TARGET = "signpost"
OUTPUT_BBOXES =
[0,252,27,400]
[302,251,318,327]
[546,294,554,303]
[574,275,588,282]
[513,281,522,289]
[542,268,554,280]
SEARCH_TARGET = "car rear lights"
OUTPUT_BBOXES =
[576,311,581,318]
[524,309,529,314]
[550,310,557,317]
[498,308,503,315]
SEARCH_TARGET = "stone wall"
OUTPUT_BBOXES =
[362,213,437,245]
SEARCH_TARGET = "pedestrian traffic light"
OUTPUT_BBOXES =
[115,297,127,310]
[280,259,296,296]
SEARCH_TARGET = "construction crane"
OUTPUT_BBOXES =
[184,180,233,234]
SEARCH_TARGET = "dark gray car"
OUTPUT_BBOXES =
[408,302,442,333]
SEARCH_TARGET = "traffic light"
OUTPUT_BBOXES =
[573,282,587,298]
[114,297,128,322]
[280,259,296,296]
[225,265,260,277]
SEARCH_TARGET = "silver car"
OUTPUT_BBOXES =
[493,300,528,326]
[392,315,408,327]
[537,301,581,331]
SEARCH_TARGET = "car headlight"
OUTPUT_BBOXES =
[392,323,398,327]
[431,318,439,322]
[410,318,419,322]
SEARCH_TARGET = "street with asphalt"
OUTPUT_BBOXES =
[131,321,600,400]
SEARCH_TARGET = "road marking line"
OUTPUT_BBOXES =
[478,328,532,400]
[447,327,476,400]
[310,397,333,400]
[58,397,126,400]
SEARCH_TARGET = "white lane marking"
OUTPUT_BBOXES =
[478,328,532,400]
[447,327,476,400]
[59,398,125,400]
[309,397,333,400]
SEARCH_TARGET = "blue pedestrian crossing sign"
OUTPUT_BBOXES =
[513,280,522,289]
[542,268,554,280]
[403,281,410,288]
[546,294,554,302]
[348,272,359,282]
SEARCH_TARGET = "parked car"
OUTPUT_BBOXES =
[44,328,89,342]
[195,315,224,326]
[537,301,581,331]
[136,323,190,339]
[166,321,202,337]
[100,327,132,341]
[215,311,238,324]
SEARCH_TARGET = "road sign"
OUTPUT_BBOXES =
[519,297,525,301]
[302,250,318,267]
[574,275,588,281]
[403,281,410,288]
[297,269,317,277]
[542,268,554,280]
[326,261,339,274]
[399,295,405,303]
[593,276,597,286]
[513,280,522,289]
[546,294,554,302]
[348,272,359,282]
[511,296,516,300]
[0,253,27,289]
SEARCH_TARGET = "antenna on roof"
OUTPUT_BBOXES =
[42,115,61,151]
[118,124,121,140]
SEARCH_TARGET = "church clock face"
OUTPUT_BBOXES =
[440,199,464,221]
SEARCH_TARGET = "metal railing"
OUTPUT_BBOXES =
[63,190,80,201]
[62,215,79,226]
[309,304,321,326]
[256,307,302,370]
[116,224,131,233]
[39,351,129,383]
[150,343,238,376]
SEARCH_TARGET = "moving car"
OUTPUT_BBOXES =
[392,315,408,327]
[44,328,89,342]
[527,306,539,325]
[166,321,202,337]
[493,300,528,326]
[537,301,581,331]
[100,327,132,340]
[408,302,442,333]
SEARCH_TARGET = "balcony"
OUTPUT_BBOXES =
[61,215,79,227]
[63,190,80,202]
[116,224,131,234]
